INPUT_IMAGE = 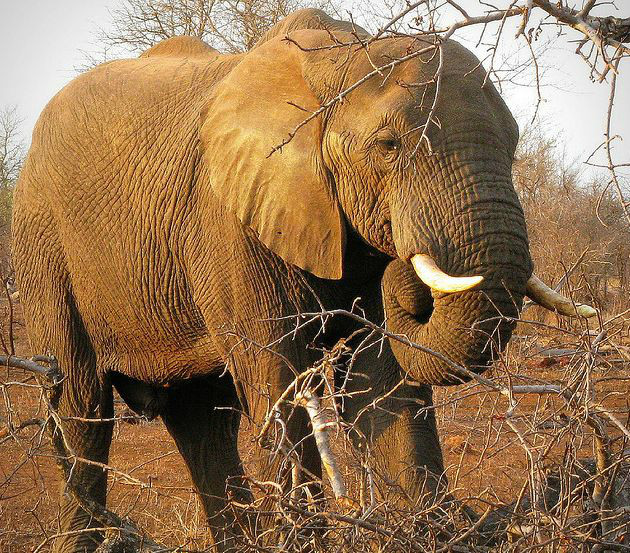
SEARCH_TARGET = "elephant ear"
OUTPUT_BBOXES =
[199,32,345,279]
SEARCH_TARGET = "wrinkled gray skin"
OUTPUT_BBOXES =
[13,9,532,552]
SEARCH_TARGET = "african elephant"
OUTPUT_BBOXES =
[13,8,594,552]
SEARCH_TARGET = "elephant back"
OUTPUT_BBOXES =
[140,36,221,60]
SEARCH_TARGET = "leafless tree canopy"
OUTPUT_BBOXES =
[0,106,23,237]
[0,106,24,195]
[96,0,339,54]
[511,122,630,328]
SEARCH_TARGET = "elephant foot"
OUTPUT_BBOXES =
[52,497,105,553]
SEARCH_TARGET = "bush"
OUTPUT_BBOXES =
[513,124,630,316]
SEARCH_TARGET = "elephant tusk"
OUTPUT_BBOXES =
[526,275,597,318]
[411,254,484,293]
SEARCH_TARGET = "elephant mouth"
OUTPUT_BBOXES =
[383,253,597,385]
[409,253,596,319]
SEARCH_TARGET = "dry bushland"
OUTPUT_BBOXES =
[514,124,630,318]
[1,2,629,551]
[1,65,629,553]
[0,268,628,551]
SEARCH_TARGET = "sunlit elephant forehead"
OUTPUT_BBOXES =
[337,37,487,95]
[326,80,435,129]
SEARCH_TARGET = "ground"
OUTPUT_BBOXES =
[1,298,628,551]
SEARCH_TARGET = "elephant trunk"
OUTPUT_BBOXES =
[386,156,532,385]
[383,260,526,385]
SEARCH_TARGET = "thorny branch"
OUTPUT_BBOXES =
[2,3,629,551]
[1,280,629,551]
[214,270,629,549]
[271,1,628,225]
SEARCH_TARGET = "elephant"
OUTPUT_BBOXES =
[12,8,594,552]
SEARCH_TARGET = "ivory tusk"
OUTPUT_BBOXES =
[411,254,484,293]
[526,275,597,318]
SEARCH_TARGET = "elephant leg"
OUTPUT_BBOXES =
[14,220,114,553]
[236,349,323,502]
[339,340,446,506]
[51,364,114,553]
[252,401,323,500]
[160,372,252,551]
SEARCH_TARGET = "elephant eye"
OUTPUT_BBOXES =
[376,137,401,155]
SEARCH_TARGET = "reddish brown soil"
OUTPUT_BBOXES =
[1,301,628,551]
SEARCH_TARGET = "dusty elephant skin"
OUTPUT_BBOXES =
[13,8,534,552]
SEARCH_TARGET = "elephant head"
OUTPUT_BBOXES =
[200,24,593,385]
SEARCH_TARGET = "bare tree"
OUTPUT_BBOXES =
[94,0,340,56]
[0,106,24,229]
[513,121,630,313]
[0,106,24,194]
[296,0,630,224]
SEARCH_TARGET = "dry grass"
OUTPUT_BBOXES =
[0,284,628,552]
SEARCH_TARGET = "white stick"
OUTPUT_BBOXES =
[296,389,350,503]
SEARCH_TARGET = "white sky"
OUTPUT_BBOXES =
[0,1,628,180]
